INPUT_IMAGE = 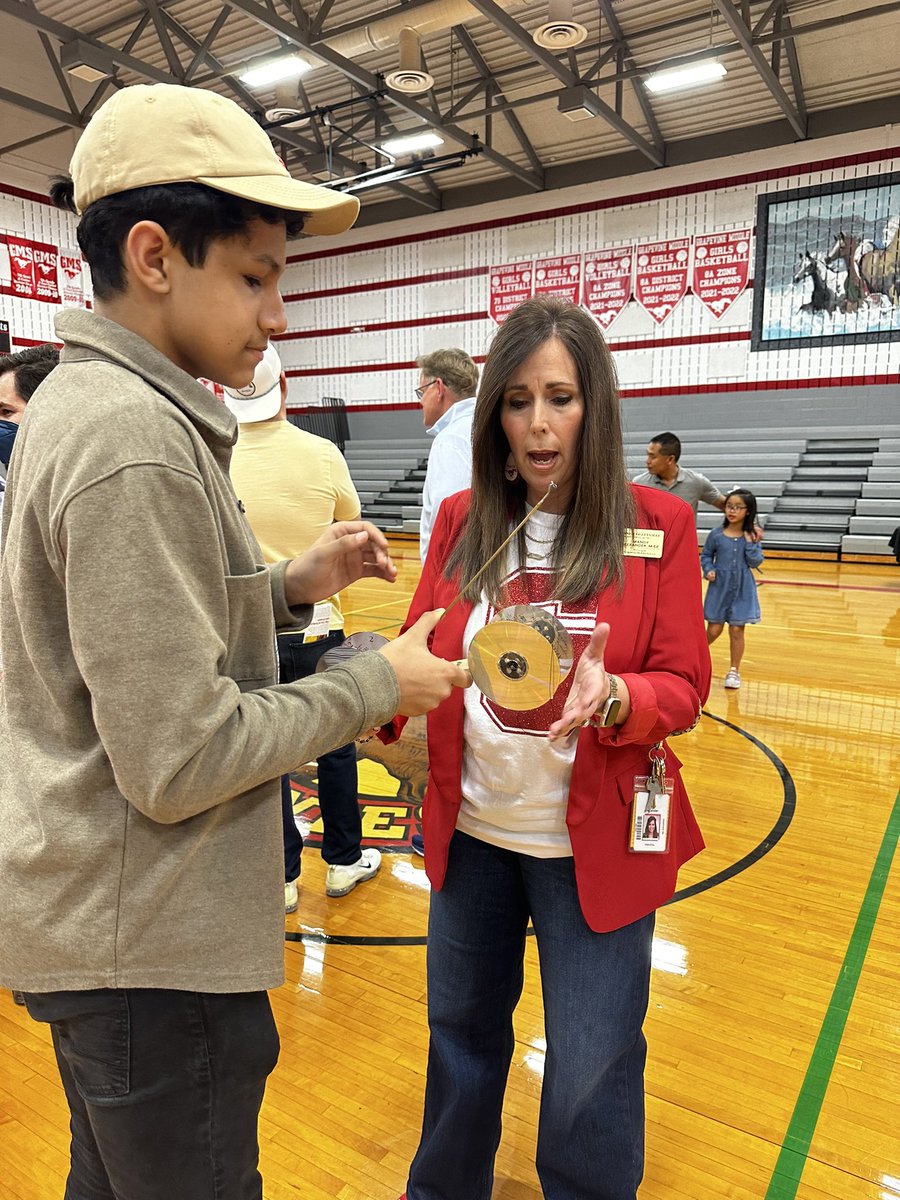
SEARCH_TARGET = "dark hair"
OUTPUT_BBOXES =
[651,432,681,461]
[0,343,60,403]
[722,488,758,534]
[50,177,306,300]
[446,295,635,605]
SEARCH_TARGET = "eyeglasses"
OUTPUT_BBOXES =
[725,504,747,512]
[414,379,437,400]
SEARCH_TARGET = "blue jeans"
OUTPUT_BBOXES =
[23,988,279,1200]
[278,629,361,880]
[407,831,654,1200]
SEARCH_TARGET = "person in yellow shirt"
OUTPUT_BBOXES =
[225,346,380,910]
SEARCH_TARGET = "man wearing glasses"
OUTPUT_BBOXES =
[415,349,479,563]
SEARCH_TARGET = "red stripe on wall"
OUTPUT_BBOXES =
[283,264,487,303]
[275,311,488,340]
[298,371,899,404]
[10,336,63,349]
[287,146,900,264]
[279,320,751,351]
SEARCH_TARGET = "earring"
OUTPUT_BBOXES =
[504,453,519,482]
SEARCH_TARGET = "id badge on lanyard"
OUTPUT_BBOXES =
[628,742,673,854]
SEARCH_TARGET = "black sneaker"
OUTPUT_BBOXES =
[411,833,425,856]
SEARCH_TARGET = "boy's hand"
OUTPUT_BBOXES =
[284,522,397,606]
[705,569,716,581]
[749,523,764,542]
[378,610,471,717]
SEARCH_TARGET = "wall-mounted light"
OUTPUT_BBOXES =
[239,54,312,88]
[380,132,444,155]
[644,60,727,94]
[60,38,115,83]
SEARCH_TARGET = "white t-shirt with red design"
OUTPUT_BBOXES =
[457,510,598,858]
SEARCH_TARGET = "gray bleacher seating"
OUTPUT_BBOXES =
[347,427,900,555]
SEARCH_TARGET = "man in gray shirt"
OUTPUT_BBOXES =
[632,431,726,516]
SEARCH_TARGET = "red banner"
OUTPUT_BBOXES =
[57,249,84,305]
[692,228,751,319]
[582,247,634,331]
[6,236,60,302]
[534,253,582,304]
[634,238,690,325]
[489,260,534,324]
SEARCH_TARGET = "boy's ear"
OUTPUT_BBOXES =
[123,221,177,295]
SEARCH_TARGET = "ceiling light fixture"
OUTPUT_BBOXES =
[644,60,727,94]
[239,54,312,88]
[380,132,445,156]
[60,38,115,83]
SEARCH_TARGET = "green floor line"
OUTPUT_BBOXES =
[765,786,900,1199]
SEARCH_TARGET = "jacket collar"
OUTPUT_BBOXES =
[55,309,237,446]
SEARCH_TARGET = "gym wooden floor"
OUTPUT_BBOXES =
[2,543,899,1200]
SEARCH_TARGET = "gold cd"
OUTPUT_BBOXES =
[468,619,566,710]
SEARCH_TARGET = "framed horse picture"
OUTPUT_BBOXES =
[751,171,900,350]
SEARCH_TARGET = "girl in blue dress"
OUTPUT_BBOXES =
[701,488,763,688]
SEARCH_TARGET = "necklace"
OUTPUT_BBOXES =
[524,523,557,562]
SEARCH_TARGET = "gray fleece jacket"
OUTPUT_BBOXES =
[0,308,399,993]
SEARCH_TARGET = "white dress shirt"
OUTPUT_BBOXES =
[420,396,475,562]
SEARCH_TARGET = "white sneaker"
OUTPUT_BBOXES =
[284,880,298,914]
[325,848,382,898]
[724,669,741,689]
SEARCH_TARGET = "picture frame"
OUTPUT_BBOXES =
[751,171,900,351]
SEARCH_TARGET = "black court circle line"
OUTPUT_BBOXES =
[285,710,796,948]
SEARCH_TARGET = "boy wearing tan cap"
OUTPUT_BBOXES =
[0,84,468,1200]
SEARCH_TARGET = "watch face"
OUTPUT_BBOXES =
[600,696,622,727]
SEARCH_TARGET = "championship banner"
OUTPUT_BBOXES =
[692,228,751,319]
[58,248,85,306]
[6,236,60,302]
[582,247,634,331]
[534,254,582,305]
[634,238,690,325]
[489,260,533,324]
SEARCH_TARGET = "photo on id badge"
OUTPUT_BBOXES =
[629,775,672,854]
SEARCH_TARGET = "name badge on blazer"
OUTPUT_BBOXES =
[623,529,664,558]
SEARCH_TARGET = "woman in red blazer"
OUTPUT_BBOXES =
[388,297,710,1200]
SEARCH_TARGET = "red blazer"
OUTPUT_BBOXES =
[386,484,711,933]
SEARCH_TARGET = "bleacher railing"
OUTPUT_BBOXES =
[287,398,350,453]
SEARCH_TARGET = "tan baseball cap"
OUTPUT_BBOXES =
[69,83,359,237]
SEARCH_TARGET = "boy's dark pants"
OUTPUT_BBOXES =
[24,988,279,1200]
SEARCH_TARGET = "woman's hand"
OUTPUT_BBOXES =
[284,521,397,607]
[548,622,629,741]
[705,569,716,581]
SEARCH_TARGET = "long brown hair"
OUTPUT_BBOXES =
[446,295,635,604]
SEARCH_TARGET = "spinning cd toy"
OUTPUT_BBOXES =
[467,605,572,710]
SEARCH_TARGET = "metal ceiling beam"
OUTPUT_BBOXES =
[0,84,82,127]
[0,125,71,158]
[0,0,176,85]
[712,0,806,138]
[141,0,185,80]
[780,4,807,127]
[452,25,544,182]
[597,0,664,154]
[38,30,78,116]
[465,0,663,167]
[222,0,544,191]
[183,6,231,82]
